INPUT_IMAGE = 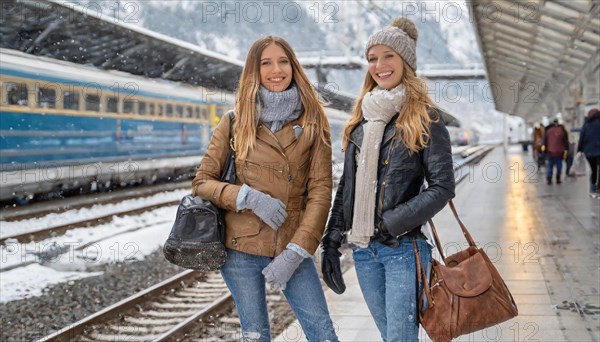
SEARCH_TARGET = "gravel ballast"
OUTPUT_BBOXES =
[0,249,184,342]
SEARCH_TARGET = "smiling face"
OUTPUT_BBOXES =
[259,43,293,92]
[367,45,404,90]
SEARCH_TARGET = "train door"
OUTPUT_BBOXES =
[201,106,210,147]
[181,124,188,144]
[209,104,223,129]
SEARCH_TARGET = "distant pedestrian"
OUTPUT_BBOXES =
[192,35,338,341]
[532,123,544,169]
[321,17,455,341]
[577,108,600,197]
[543,118,569,184]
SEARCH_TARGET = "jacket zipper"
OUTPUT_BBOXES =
[377,140,396,233]
[262,125,291,256]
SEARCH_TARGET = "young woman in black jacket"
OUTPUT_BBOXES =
[321,17,456,341]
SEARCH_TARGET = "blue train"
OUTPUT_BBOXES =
[0,49,349,203]
[0,48,234,203]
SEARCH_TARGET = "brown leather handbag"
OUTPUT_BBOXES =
[414,200,518,342]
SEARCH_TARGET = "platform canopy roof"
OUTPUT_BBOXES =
[0,0,244,91]
[469,0,599,119]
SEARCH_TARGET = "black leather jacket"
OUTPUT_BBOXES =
[323,108,455,248]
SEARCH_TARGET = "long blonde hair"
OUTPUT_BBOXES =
[342,60,438,153]
[234,36,330,159]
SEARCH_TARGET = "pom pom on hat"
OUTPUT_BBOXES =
[391,17,418,41]
[365,17,418,71]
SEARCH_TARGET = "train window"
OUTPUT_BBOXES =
[138,102,146,115]
[85,94,100,112]
[201,107,209,120]
[123,99,135,114]
[63,91,80,110]
[176,105,184,117]
[157,104,164,116]
[107,97,118,113]
[195,107,200,119]
[6,83,28,106]
[149,103,155,115]
[166,104,173,117]
[185,106,193,118]
[37,87,56,108]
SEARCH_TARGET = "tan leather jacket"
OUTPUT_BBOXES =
[192,113,332,257]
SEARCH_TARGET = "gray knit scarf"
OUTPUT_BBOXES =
[258,84,303,132]
[348,84,407,247]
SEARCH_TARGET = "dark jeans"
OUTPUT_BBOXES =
[586,156,600,191]
[546,156,563,182]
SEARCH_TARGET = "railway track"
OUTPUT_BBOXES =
[36,269,299,342]
[1,181,190,222]
[0,200,179,247]
[37,270,231,342]
[1,212,174,273]
[0,183,190,246]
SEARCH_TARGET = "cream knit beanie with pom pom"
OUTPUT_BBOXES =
[364,17,418,71]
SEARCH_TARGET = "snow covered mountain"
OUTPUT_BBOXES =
[74,0,503,141]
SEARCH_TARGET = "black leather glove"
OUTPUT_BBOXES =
[321,246,346,294]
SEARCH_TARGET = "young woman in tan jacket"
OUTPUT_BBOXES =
[192,35,338,342]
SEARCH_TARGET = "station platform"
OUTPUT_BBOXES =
[276,145,600,342]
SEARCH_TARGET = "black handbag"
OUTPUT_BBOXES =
[163,112,235,271]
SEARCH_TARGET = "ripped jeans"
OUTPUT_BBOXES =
[220,249,339,342]
[352,238,432,342]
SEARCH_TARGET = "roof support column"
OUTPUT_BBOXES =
[582,64,599,111]
[503,112,509,152]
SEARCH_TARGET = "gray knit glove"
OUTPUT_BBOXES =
[237,184,287,230]
[262,248,304,291]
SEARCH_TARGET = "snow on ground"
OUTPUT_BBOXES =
[0,263,103,303]
[1,205,177,269]
[0,189,188,238]
[0,204,177,303]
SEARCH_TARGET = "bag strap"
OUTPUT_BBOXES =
[220,111,236,184]
[427,218,446,261]
[448,200,476,247]
[413,240,433,312]
[426,199,476,262]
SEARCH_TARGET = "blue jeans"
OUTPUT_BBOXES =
[352,238,432,342]
[546,156,563,181]
[220,249,338,342]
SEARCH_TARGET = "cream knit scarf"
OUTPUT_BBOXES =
[348,84,406,247]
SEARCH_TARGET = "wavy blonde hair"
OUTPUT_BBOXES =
[234,36,329,159]
[342,60,438,153]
